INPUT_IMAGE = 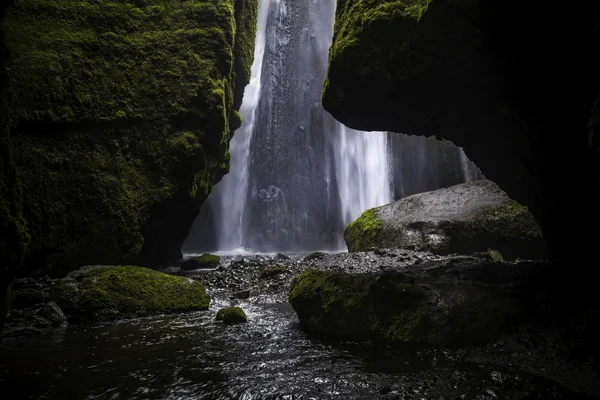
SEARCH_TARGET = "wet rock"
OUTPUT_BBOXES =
[489,371,507,386]
[180,253,221,270]
[1,326,44,338]
[37,301,67,327]
[233,289,250,300]
[303,251,327,261]
[10,288,48,308]
[260,267,288,279]
[344,180,548,261]
[289,260,548,349]
[216,306,247,323]
[49,266,210,322]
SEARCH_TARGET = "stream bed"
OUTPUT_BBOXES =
[1,252,598,399]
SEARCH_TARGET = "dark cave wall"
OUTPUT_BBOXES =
[0,0,257,284]
[323,0,600,271]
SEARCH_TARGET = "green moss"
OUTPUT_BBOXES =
[259,266,287,279]
[216,306,247,323]
[487,249,505,263]
[303,251,327,261]
[50,266,210,321]
[289,269,431,346]
[323,0,432,102]
[1,0,258,274]
[180,253,220,270]
[0,4,29,302]
[344,208,383,252]
[194,253,220,264]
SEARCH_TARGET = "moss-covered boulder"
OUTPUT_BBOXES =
[0,0,258,277]
[289,262,547,349]
[303,251,327,261]
[49,266,210,322]
[216,306,247,323]
[345,180,547,260]
[180,253,221,270]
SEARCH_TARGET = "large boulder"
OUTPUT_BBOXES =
[289,259,550,349]
[49,266,210,322]
[344,180,547,260]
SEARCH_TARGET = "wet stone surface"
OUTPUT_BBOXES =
[0,251,598,399]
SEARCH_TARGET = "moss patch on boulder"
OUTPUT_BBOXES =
[344,208,383,252]
[49,266,210,322]
[303,251,327,261]
[180,253,221,270]
[344,180,547,260]
[216,306,247,323]
[289,264,537,349]
[289,269,432,347]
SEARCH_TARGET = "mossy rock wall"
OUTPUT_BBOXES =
[323,0,600,271]
[289,262,549,349]
[0,0,258,276]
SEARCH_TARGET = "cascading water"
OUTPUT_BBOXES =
[183,0,481,254]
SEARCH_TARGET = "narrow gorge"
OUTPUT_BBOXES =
[183,0,480,254]
[1,0,598,399]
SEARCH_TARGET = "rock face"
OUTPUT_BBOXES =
[323,0,600,272]
[289,259,551,349]
[49,266,210,322]
[0,0,258,284]
[344,180,547,260]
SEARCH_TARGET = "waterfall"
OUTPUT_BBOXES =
[182,0,480,254]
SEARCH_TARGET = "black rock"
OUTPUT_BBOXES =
[1,326,45,338]
[233,289,251,300]
[11,288,47,308]
[37,301,67,326]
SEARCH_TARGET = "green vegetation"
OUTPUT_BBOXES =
[288,269,431,347]
[344,208,383,252]
[323,0,432,104]
[0,0,258,275]
[303,251,327,261]
[50,266,210,321]
[180,253,221,270]
[0,3,29,324]
[216,306,247,323]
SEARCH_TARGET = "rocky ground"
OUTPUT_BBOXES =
[3,250,599,398]
[171,250,600,399]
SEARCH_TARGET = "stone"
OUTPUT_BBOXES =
[289,259,549,349]
[180,254,221,270]
[216,307,247,323]
[344,180,548,261]
[37,301,67,327]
